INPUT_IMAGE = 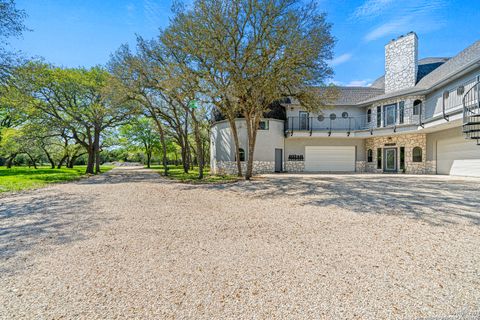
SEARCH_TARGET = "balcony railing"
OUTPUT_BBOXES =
[286,105,425,134]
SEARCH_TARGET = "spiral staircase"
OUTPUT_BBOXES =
[463,81,480,145]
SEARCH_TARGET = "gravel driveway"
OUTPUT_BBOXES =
[1,168,480,319]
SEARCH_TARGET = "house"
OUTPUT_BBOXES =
[210,32,480,177]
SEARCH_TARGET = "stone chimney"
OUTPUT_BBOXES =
[384,32,418,93]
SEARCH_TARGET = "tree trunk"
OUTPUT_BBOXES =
[86,146,95,174]
[146,150,152,168]
[6,154,16,168]
[228,117,243,177]
[244,112,260,180]
[26,153,37,169]
[42,147,55,169]
[191,110,204,179]
[150,111,169,176]
[57,154,68,169]
[94,127,101,174]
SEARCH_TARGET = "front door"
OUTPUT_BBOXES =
[384,148,397,172]
[275,149,283,172]
[299,111,309,130]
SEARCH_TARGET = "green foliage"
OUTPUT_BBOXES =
[0,165,113,193]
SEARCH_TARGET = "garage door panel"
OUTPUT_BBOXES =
[305,146,355,172]
[437,136,480,177]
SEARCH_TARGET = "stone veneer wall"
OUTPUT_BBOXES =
[214,161,275,175]
[365,133,431,174]
[285,161,305,172]
[385,32,418,93]
[356,161,366,173]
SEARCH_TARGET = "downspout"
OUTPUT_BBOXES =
[442,91,450,121]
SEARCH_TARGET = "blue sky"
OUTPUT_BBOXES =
[9,0,480,86]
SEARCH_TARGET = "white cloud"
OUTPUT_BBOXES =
[364,17,411,42]
[329,53,352,67]
[346,80,372,87]
[329,79,372,87]
[352,0,394,19]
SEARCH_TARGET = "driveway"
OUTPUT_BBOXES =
[1,168,480,319]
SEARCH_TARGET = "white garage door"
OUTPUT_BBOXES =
[305,146,355,172]
[437,136,480,177]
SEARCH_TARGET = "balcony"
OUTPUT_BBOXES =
[286,116,368,134]
[286,104,425,136]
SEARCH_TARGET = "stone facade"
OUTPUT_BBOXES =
[285,161,305,172]
[365,133,427,174]
[213,161,275,175]
[385,32,418,93]
[355,161,366,173]
[426,160,437,175]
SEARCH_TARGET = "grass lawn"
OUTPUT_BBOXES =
[0,165,114,193]
[149,165,239,184]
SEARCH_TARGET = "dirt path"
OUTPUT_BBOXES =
[1,167,480,319]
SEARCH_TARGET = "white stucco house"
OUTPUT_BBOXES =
[210,32,480,177]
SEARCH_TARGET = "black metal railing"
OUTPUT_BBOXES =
[287,116,367,134]
[462,81,480,144]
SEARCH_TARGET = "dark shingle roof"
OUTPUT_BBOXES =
[359,41,480,105]
[416,41,480,89]
[312,86,384,105]
[370,57,450,90]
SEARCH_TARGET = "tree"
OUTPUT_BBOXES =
[10,62,137,174]
[0,0,27,80]
[119,117,160,168]
[164,0,336,179]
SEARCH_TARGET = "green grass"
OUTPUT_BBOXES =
[149,165,239,184]
[0,165,114,193]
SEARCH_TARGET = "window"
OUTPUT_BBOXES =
[400,147,405,170]
[236,148,246,162]
[258,120,269,130]
[376,106,381,128]
[367,109,372,123]
[367,149,373,163]
[457,85,465,95]
[329,113,336,120]
[377,148,382,169]
[399,101,405,124]
[412,147,422,162]
[413,100,422,116]
[342,112,349,119]
[317,114,324,122]
[299,111,309,130]
[384,103,397,126]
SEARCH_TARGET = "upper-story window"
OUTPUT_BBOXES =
[413,100,422,116]
[399,101,405,124]
[329,113,336,120]
[367,109,372,123]
[258,120,269,130]
[384,103,396,126]
[376,106,381,127]
[342,112,349,119]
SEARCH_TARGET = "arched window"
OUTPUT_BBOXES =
[367,109,372,123]
[412,147,422,162]
[367,149,373,162]
[413,100,422,116]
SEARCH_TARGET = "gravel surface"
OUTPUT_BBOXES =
[1,167,480,319]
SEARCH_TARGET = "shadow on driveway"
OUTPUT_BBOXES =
[188,174,480,226]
